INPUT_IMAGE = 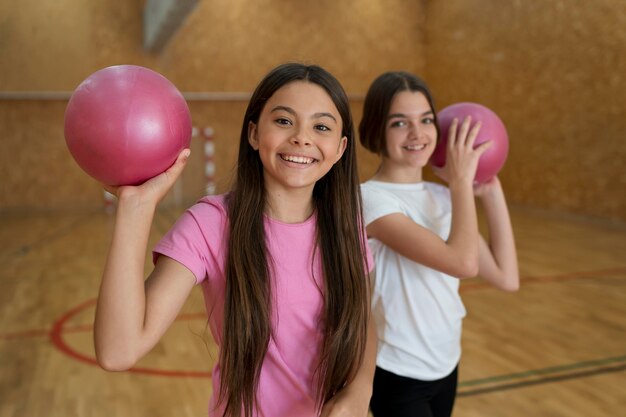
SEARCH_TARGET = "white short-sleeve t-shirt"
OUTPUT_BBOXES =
[361,180,466,381]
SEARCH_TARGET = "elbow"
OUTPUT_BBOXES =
[456,258,480,279]
[94,330,141,371]
[500,278,520,292]
[492,273,520,292]
[95,349,137,372]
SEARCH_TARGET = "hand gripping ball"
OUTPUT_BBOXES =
[64,65,192,186]
[430,102,509,183]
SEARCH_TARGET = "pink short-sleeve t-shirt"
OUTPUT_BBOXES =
[153,194,373,417]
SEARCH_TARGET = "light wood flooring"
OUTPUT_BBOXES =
[0,205,624,416]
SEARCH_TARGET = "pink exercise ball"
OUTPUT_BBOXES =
[430,102,509,183]
[64,65,192,186]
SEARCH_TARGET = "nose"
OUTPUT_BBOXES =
[290,127,312,146]
[408,121,421,139]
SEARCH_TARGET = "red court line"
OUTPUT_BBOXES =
[1,266,624,342]
[1,312,206,340]
[48,298,212,378]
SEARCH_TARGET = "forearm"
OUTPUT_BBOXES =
[94,195,156,369]
[446,180,480,276]
[350,315,377,392]
[479,186,519,290]
[322,315,376,416]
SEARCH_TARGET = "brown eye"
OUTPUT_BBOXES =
[315,124,331,132]
[275,117,292,125]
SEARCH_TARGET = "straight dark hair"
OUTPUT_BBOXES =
[220,63,370,417]
[359,71,439,155]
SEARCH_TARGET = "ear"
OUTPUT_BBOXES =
[248,121,259,150]
[334,136,348,163]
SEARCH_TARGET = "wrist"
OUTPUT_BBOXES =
[448,178,474,193]
[478,184,504,202]
[346,373,373,395]
[117,190,158,215]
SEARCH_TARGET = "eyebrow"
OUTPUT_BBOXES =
[271,105,338,123]
[387,110,434,119]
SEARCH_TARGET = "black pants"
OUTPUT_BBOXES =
[370,366,458,417]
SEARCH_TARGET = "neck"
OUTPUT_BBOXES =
[264,186,315,223]
[373,160,424,184]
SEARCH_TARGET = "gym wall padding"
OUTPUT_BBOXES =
[1,0,624,222]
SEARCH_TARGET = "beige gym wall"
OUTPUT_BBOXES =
[423,0,626,222]
[0,0,424,211]
[1,0,624,222]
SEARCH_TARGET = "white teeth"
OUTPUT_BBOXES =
[405,144,426,151]
[281,154,315,164]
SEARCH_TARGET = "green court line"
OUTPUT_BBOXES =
[458,363,626,397]
[459,354,626,387]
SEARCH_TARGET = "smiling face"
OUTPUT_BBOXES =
[382,90,438,175]
[248,81,347,196]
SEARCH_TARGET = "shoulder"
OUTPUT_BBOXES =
[185,194,229,222]
[423,182,452,214]
[424,181,451,199]
[360,181,401,205]
[153,195,230,284]
[361,181,397,201]
[167,194,229,239]
[192,194,228,214]
[360,181,405,226]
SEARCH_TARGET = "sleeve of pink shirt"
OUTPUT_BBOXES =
[152,195,229,285]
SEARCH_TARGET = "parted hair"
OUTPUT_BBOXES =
[220,63,370,417]
[359,71,439,155]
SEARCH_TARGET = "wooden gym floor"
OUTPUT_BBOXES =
[0,205,624,416]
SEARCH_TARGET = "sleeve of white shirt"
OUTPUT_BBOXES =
[360,183,404,227]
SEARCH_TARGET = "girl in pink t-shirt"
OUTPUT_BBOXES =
[93,63,375,417]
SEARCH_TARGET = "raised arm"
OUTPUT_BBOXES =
[367,117,492,279]
[475,177,520,291]
[94,149,196,371]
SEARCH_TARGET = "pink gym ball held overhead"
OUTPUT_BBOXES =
[64,65,192,186]
[430,102,509,184]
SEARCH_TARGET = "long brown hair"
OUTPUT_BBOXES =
[220,63,370,417]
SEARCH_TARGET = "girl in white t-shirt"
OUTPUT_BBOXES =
[359,71,519,417]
